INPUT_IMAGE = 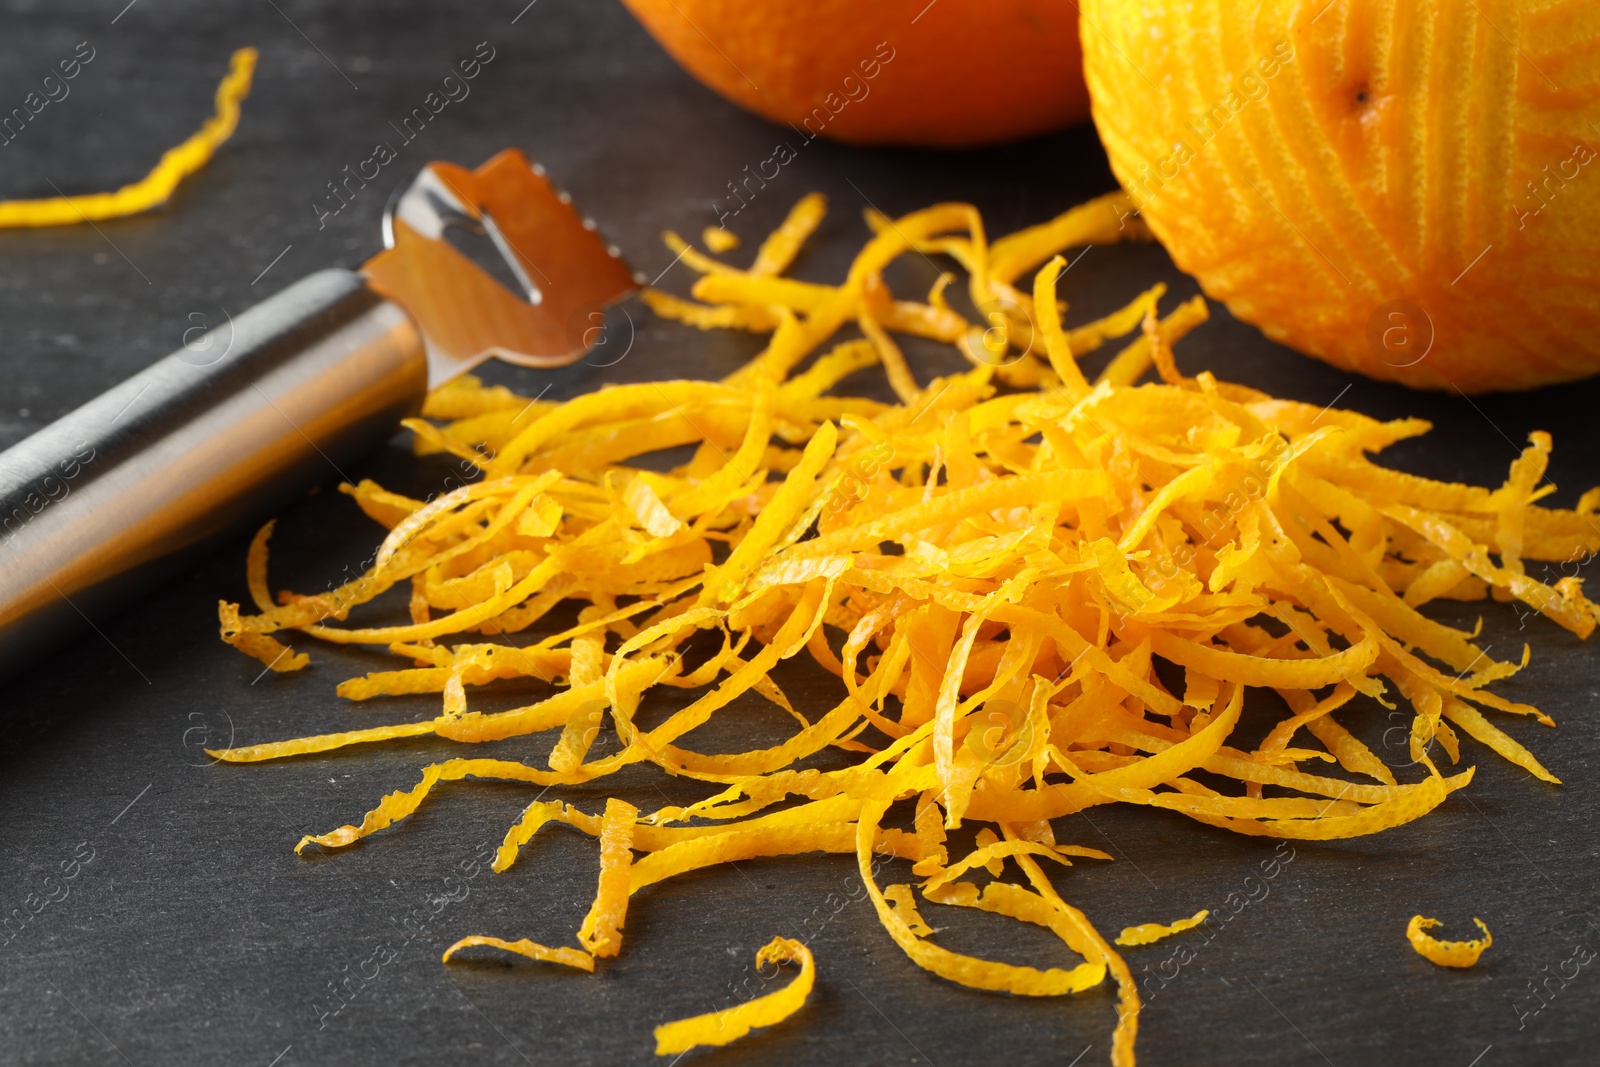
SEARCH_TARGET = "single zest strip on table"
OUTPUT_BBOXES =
[1116,909,1210,947]
[1406,915,1493,968]
[652,936,816,1056]
[0,47,257,228]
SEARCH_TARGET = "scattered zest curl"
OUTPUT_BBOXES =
[0,47,256,229]
[653,936,815,1056]
[1407,915,1493,968]
[1116,909,1209,947]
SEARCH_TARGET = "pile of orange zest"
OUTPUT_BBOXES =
[1406,914,1493,968]
[0,47,256,229]
[652,936,815,1056]
[1115,909,1209,947]
[210,191,1599,1067]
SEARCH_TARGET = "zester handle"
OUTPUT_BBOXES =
[0,268,427,680]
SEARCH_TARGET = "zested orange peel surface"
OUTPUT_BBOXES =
[1081,0,1600,391]
[213,191,1597,1064]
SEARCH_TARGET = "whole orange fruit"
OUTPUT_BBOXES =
[1082,0,1600,392]
[619,0,1090,148]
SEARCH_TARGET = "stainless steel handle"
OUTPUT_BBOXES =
[0,268,428,679]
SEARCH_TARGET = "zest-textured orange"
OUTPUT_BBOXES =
[1082,0,1600,391]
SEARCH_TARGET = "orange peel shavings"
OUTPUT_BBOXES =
[652,936,815,1056]
[1115,909,1210,947]
[1406,915,1492,968]
[0,47,256,229]
[211,192,1600,1066]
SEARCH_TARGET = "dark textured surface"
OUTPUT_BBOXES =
[1,3,1598,1065]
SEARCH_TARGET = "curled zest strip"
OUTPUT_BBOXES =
[652,936,815,1056]
[857,799,1106,998]
[441,936,594,972]
[0,47,257,228]
[1115,909,1210,947]
[1406,915,1492,968]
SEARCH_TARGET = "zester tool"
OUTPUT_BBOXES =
[0,148,637,679]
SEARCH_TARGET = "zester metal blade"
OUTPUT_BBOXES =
[362,148,638,386]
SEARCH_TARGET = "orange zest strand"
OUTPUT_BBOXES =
[1115,909,1210,947]
[652,936,815,1055]
[441,936,594,972]
[1406,915,1493,968]
[0,47,256,228]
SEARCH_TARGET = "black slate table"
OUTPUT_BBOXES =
[1,3,1598,1065]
